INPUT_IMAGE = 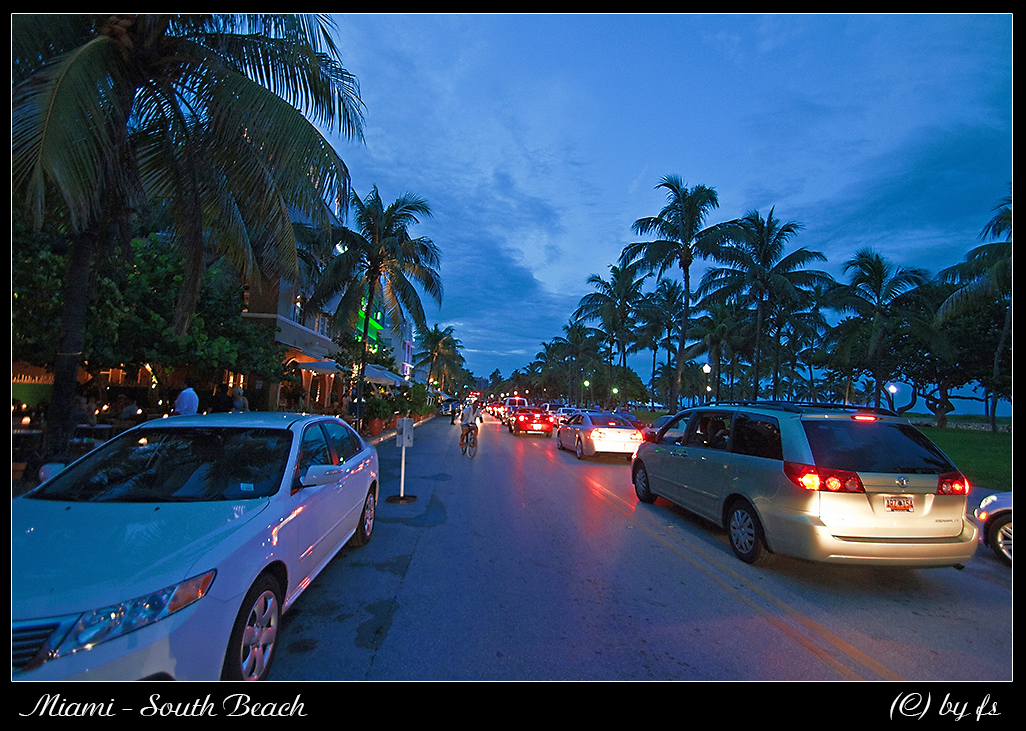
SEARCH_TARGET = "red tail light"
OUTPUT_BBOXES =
[937,471,970,495]
[784,462,865,493]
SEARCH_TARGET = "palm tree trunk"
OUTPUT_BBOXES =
[672,268,691,411]
[41,230,96,464]
[990,301,1010,432]
[355,277,378,431]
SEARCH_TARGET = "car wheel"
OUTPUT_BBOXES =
[727,500,772,565]
[576,439,585,460]
[988,514,1012,565]
[634,464,656,504]
[223,574,281,681]
[348,488,376,547]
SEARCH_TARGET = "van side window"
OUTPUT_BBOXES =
[733,414,782,460]
[684,412,732,449]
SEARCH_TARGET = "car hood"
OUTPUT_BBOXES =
[12,497,270,620]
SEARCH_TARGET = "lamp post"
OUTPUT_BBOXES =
[703,363,712,404]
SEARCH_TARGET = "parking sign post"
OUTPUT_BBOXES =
[386,415,417,504]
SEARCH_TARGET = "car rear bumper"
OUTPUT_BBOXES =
[766,515,979,566]
[588,440,640,455]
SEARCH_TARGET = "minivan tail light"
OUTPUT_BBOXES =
[784,462,865,493]
[936,471,970,495]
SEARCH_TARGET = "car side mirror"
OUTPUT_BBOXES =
[643,432,657,443]
[299,464,343,488]
[38,463,65,483]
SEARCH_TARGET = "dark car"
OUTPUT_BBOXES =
[508,407,555,436]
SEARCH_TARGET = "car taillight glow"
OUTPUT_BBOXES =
[784,462,865,493]
[852,414,877,422]
[936,471,970,495]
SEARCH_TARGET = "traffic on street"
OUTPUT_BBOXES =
[266,412,1011,682]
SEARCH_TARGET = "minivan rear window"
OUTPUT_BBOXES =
[802,421,956,474]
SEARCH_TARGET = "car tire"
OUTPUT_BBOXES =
[576,439,586,460]
[727,499,773,566]
[988,513,1012,565]
[634,464,656,504]
[348,488,376,548]
[223,574,281,681]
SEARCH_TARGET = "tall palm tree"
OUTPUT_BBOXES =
[936,186,1012,430]
[308,186,443,427]
[12,14,363,461]
[413,324,463,393]
[621,175,734,409]
[573,262,649,405]
[696,208,831,399]
[549,318,602,406]
[831,248,929,407]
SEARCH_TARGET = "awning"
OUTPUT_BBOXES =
[295,360,346,375]
[293,360,406,387]
[365,364,406,387]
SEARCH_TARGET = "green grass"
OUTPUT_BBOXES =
[914,426,1012,493]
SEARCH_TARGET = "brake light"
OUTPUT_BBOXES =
[784,462,865,493]
[937,472,970,495]
[852,414,877,422]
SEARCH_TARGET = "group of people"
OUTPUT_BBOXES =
[172,378,249,416]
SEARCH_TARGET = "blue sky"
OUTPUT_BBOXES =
[320,14,1012,406]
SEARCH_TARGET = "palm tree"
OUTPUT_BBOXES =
[621,175,734,410]
[12,14,364,461]
[696,208,831,399]
[308,186,443,428]
[413,324,463,394]
[549,319,603,406]
[937,186,1012,431]
[831,248,929,408]
[573,262,649,406]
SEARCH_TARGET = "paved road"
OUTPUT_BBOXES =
[268,414,1012,682]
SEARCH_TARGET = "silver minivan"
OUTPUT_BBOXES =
[631,402,978,567]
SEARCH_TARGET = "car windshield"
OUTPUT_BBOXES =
[802,420,957,474]
[27,427,294,502]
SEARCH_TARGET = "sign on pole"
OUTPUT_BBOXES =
[386,415,417,504]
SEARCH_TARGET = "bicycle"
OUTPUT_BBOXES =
[461,425,478,458]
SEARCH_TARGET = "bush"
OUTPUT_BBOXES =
[364,395,394,421]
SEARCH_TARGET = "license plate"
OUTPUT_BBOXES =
[885,495,915,512]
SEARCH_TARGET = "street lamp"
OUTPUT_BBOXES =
[702,363,712,403]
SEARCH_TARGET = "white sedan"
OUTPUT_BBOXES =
[557,411,643,459]
[12,412,379,681]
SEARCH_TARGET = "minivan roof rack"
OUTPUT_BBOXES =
[707,400,899,417]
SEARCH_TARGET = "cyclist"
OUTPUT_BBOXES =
[459,400,483,450]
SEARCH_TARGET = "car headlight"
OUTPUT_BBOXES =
[54,570,215,658]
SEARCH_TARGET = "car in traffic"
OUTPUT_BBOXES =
[508,407,555,437]
[557,411,643,459]
[973,491,1012,565]
[12,412,380,681]
[499,396,528,425]
[631,401,978,567]
[613,411,645,431]
[641,414,674,441]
